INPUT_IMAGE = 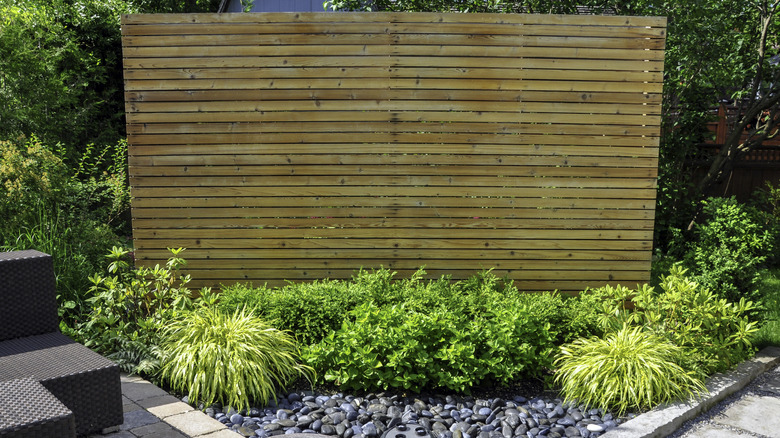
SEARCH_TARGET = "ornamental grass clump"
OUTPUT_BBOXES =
[554,324,705,416]
[159,307,312,411]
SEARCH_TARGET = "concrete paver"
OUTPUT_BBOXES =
[164,410,227,437]
[679,424,753,437]
[713,395,780,436]
[86,374,233,438]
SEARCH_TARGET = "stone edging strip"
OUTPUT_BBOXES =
[601,346,780,438]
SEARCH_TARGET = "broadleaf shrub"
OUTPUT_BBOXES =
[218,277,370,346]
[301,279,560,392]
[683,197,773,310]
[75,247,213,373]
[586,266,759,378]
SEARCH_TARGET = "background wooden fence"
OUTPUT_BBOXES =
[122,12,666,292]
[697,103,780,201]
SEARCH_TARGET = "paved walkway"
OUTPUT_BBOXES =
[87,374,235,438]
[673,361,780,438]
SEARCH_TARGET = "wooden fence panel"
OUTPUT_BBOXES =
[122,12,666,291]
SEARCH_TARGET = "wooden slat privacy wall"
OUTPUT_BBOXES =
[122,12,666,292]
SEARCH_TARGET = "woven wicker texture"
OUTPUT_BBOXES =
[0,377,75,438]
[0,250,59,342]
[0,333,123,436]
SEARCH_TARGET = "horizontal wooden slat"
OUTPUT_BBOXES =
[121,12,667,27]
[131,206,654,221]
[129,196,656,210]
[123,45,665,61]
[123,34,666,50]
[123,12,665,292]
[124,67,664,84]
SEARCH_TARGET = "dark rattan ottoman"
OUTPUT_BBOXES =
[0,333,122,436]
[0,250,123,436]
[0,377,76,438]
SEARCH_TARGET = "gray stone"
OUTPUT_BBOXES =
[502,414,520,429]
[278,419,297,428]
[120,409,159,431]
[501,425,513,438]
[362,423,378,437]
[713,395,780,436]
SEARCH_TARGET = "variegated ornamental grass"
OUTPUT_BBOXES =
[554,324,706,416]
[159,307,313,411]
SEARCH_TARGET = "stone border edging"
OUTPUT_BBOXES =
[601,346,780,438]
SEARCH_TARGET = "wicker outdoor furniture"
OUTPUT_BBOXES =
[0,250,123,436]
[0,377,76,438]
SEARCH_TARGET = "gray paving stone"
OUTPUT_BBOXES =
[138,394,194,419]
[133,422,189,438]
[199,429,245,438]
[681,423,753,437]
[713,395,780,437]
[122,380,171,402]
[122,383,168,401]
[165,410,227,436]
[125,401,144,413]
[130,420,179,437]
[90,431,136,438]
[120,409,161,431]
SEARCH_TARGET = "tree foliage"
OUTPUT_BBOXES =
[0,0,130,166]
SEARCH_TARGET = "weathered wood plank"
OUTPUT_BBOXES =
[129,196,656,210]
[133,205,653,219]
[126,110,661,126]
[123,34,666,50]
[123,45,666,61]
[121,12,666,27]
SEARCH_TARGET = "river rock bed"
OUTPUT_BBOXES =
[196,390,634,438]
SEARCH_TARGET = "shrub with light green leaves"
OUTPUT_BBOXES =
[303,294,557,393]
[554,324,706,416]
[586,266,759,378]
[159,307,312,411]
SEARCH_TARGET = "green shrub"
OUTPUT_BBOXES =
[75,247,215,374]
[684,197,773,308]
[0,135,125,325]
[554,324,706,416]
[218,278,369,346]
[587,266,759,378]
[303,293,557,392]
[159,307,313,411]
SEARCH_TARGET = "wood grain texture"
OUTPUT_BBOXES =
[122,11,666,291]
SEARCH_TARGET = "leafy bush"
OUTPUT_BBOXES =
[554,324,705,416]
[159,307,312,411]
[586,267,759,378]
[74,247,215,374]
[218,278,369,346]
[683,197,773,308]
[303,290,557,392]
[0,136,125,324]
